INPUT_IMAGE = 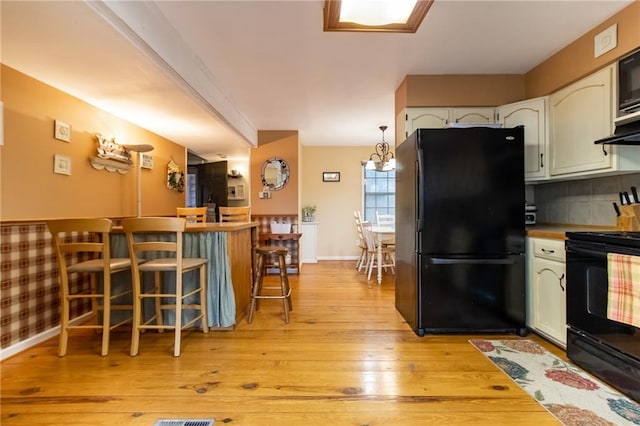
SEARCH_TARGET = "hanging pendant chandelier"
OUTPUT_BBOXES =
[366,125,395,172]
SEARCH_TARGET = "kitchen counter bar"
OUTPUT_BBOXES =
[111,221,258,328]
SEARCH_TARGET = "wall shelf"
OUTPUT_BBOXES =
[90,157,131,174]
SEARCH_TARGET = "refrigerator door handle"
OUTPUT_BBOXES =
[429,257,516,265]
[416,143,425,232]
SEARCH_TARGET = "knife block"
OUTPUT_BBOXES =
[617,205,640,231]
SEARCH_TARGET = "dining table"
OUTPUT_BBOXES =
[369,224,395,284]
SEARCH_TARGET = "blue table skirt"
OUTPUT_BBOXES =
[110,232,236,328]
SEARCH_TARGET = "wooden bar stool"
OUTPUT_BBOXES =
[122,217,209,357]
[48,218,133,357]
[248,246,292,323]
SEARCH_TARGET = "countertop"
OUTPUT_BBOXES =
[526,223,617,240]
[112,221,259,233]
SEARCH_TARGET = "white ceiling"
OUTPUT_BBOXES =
[1,0,633,161]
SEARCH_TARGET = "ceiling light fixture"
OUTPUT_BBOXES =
[323,0,433,33]
[366,126,395,172]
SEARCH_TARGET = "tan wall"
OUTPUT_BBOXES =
[250,130,299,215]
[301,145,372,259]
[396,2,640,112]
[396,74,526,114]
[1,65,186,220]
[526,1,640,97]
[394,78,408,118]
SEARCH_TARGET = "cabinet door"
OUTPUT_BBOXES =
[532,257,566,347]
[300,223,317,263]
[497,97,548,181]
[549,65,613,176]
[451,108,495,124]
[403,108,451,140]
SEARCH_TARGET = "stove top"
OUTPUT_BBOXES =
[566,231,640,248]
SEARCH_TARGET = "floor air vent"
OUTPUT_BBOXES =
[153,419,214,426]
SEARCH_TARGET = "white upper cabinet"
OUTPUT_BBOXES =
[451,108,495,124]
[549,64,640,178]
[400,108,450,142]
[497,97,548,181]
[549,65,614,176]
[399,107,497,143]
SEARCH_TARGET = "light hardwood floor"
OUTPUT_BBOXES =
[1,261,563,425]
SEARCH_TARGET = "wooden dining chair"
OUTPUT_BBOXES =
[353,211,368,271]
[121,217,209,357]
[48,218,133,356]
[376,212,395,226]
[176,207,207,223]
[362,221,395,281]
[375,211,395,247]
[219,206,250,222]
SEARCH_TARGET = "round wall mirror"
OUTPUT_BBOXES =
[261,157,290,191]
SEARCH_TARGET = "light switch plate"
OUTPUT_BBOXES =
[259,191,271,199]
[594,24,617,58]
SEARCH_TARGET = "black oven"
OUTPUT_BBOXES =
[566,231,640,402]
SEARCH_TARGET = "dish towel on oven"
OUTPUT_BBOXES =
[607,253,640,328]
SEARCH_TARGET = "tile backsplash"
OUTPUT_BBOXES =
[532,173,640,226]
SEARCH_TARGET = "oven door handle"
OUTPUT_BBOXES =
[567,246,608,259]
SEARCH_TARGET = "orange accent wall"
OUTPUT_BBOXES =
[250,130,299,215]
[1,65,186,220]
[525,1,640,97]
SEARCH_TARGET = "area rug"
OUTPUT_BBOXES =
[470,339,640,426]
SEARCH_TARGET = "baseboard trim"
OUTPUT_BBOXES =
[317,256,360,261]
[0,312,92,361]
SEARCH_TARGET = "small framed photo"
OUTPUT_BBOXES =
[322,171,340,182]
[54,120,71,142]
[54,154,71,175]
[141,153,154,169]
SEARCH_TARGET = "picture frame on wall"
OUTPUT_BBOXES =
[141,153,154,169]
[54,120,71,142]
[53,154,71,175]
[322,172,340,182]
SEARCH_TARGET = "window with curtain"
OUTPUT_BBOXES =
[363,166,395,223]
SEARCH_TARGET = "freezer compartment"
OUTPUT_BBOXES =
[418,254,526,335]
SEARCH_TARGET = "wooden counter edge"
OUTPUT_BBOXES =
[185,221,258,232]
[108,221,259,233]
[527,223,617,241]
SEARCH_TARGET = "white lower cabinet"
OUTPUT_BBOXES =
[300,222,318,264]
[527,237,567,348]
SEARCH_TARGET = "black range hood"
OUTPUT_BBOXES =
[595,115,640,145]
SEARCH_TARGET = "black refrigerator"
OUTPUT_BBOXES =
[395,127,527,337]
